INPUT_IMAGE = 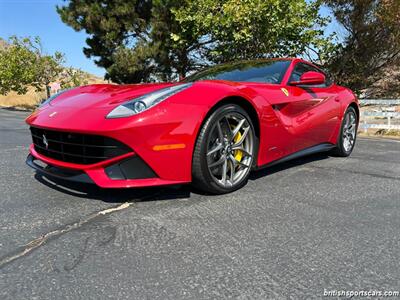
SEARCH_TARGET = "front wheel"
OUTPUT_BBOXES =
[192,104,256,194]
[331,106,358,157]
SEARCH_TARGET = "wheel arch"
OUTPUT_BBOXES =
[191,95,260,193]
[191,95,261,172]
[330,100,360,146]
[201,96,261,139]
[348,102,360,122]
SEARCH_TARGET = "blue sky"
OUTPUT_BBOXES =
[0,0,105,77]
[0,0,342,78]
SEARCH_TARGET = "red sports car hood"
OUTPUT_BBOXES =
[26,83,191,131]
[49,83,178,109]
[26,80,247,132]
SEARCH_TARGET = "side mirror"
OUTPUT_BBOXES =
[290,71,325,86]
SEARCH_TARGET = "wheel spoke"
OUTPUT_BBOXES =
[346,124,354,133]
[345,113,350,128]
[237,160,249,169]
[207,143,223,156]
[231,119,245,141]
[350,114,355,125]
[221,158,228,183]
[233,126,250,146]
[209,156,225,168]
[228,154,249,169]
[221,117,231,139]
[232,146,252,158]
[229,159,235,182]
[216,122,224,141]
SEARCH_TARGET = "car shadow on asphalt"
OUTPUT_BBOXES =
[34,173,192,203]
[33,152,330,202]
[249,152,330,180]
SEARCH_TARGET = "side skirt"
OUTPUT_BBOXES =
[255,143,335,170]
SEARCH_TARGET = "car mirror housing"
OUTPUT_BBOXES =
[290,71,326,86]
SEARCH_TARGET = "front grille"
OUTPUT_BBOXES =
[30,127,132,165]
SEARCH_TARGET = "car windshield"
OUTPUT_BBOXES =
[183,60,291,84]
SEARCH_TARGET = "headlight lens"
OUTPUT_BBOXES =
[106,83,192,119]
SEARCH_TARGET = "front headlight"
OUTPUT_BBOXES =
[106,83,192,119]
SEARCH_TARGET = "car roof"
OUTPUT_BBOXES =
[208,57,319,67]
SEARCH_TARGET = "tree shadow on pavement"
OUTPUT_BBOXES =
[1,106,33,112]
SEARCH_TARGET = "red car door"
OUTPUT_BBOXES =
[279,62,341,151]
[240,60,342,166]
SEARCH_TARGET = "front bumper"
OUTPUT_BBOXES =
[25,98,209,187]
[27,144,188,188]
[26,154,94,184]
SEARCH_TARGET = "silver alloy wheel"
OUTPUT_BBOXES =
[343,111,357,152]
[206,112,254,188]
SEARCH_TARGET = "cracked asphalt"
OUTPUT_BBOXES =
[0,108,399,299]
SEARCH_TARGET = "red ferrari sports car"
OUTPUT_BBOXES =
[26,58,359,194]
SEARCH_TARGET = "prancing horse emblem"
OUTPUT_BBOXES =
[281,88,289,97]
[42,134,49,149]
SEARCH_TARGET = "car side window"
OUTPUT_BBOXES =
[289,63,332,87]
[289,63,314,82]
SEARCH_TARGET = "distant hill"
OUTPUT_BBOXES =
[0,72,108,110]
[0,38,108,109]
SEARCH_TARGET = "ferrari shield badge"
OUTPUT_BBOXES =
[281,88,289,97]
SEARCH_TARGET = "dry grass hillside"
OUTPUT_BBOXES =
[0,38,108,109]
[0,75,107,110]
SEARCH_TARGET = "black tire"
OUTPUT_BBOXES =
[192,104,256,194]
[331,106,358,157]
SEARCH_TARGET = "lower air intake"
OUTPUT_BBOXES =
[30,127,132,165]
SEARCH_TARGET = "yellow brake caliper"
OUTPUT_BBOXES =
[233,131,243,162]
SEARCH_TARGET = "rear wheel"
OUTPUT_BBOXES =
[331,106,358,157]
[192,104,256,194]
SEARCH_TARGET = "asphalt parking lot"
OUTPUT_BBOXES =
[0,108,399,299]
